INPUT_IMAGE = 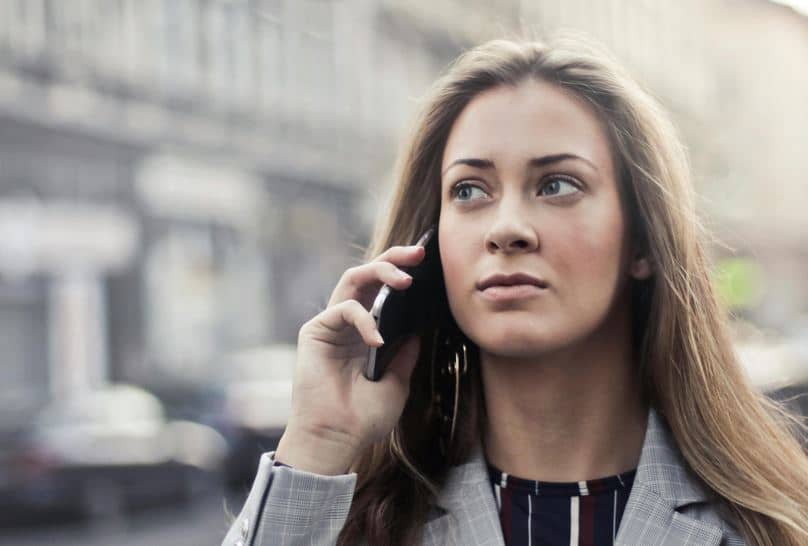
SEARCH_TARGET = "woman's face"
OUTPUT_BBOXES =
[439,79,633,358]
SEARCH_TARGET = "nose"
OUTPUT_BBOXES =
[484,198,539,254]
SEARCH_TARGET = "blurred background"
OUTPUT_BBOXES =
[0,0,805,544]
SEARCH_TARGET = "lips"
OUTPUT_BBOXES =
[476,272,548,291]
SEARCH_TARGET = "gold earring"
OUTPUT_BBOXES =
[434,340,467,452]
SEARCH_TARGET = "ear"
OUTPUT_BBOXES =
[629,255,653,280]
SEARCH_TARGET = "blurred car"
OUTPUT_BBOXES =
[214,344,295,488]
[736,338,808,393]
[736,336,808,441]
[0,384,228,527]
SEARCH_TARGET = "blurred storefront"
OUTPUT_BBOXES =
[0,0,391,410]
[0,119,140,416]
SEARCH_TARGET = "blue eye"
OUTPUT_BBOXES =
[450,177,581,203]
[450,182,486,202]
[539,177,579,197]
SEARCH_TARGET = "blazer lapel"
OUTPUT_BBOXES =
[614,407,723,545]
[424,406,722,546]
[425,442,505,546]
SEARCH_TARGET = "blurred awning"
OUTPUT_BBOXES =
[0,200,139,276]
[736,340,808,392]
[135,154,266,231]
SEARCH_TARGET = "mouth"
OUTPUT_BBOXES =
[476,272,548,303]
[477,284,546,302]
[476,272,548,292]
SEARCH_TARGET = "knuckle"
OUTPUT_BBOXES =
[297,322,313,340]
[338,299,357,315]
[374,261,392,277]
[374,245,402,261]
[372,248,391,261]
[357,304,376,324]
[368,261,388,279]
[341,266,359,284]
[302,314,321,331]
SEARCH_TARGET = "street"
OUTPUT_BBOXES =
[0,487,248,546]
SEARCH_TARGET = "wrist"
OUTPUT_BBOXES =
[275,427,357,476]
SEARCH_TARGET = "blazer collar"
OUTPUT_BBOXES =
[632,406,712,506]
[429,406,723,546]
[613,406,723,545]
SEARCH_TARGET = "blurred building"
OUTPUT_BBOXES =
[0,0,414,409]
[0,0,806,414]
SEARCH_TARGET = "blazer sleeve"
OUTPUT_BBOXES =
[221,451,358,546]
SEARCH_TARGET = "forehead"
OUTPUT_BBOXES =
[441,79,614,175]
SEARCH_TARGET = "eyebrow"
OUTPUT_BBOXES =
[441,153,598,176]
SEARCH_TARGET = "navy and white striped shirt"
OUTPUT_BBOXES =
[487,460,636,546]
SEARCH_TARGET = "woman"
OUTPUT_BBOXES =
[223,35,808,546]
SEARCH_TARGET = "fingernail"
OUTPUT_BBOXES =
[374,331,384,344]
[397,270,412,280]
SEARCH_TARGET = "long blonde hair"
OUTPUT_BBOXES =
[338,34,808,546]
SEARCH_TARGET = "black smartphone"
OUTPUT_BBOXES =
[365,224,444,381]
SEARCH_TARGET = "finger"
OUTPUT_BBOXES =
[371,244,426,266]
[312,299,384,347]
[328,258,420,307]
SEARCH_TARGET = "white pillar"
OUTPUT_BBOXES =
[48,270,108,397]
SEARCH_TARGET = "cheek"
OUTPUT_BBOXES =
[550,208,626,298]
[438,220,481,318]
[440,234,471,296]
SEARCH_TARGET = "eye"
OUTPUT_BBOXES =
[449,181,487,202]
[539,176,580,198]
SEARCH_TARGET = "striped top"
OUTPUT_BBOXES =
[487,461,636,546]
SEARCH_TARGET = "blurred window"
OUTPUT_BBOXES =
[120,0,160,89]
[285,0,335,125]
[0,0,46,60]
[144,229,217,376]
[205,0,254,109]
[256,0,283,115]
[0,276,48,422]
[159,0,201,98]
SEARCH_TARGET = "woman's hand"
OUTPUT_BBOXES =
[275,244,426,475]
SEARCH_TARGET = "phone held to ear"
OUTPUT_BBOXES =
[365,224,444,381]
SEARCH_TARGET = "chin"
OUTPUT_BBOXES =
[465,323,570,358]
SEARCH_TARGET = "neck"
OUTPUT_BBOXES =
[480,303,647,482]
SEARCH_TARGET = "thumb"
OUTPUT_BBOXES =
[379,335,421,390]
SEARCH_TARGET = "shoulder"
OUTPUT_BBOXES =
[625,407,749,545]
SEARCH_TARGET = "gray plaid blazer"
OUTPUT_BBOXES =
[222,407,746,545]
